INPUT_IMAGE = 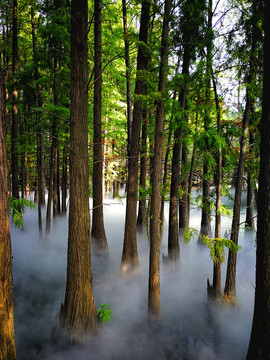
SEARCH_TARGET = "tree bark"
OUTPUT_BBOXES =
[168,49,189,262]
[137,111,148,229]
[246,2,270,357]
[56,0,98,342]
[91,0,108,255]
[11,0,19,199]
[148,0,171,323]
[121,0,150,276]
[245,131,255,230]
[224,1,258,297]
[0,48,17,360]
[122,0,132,158]
[199,0,213,240]
[208,64,222,298]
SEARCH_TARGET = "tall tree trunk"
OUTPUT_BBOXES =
[199,0,213,240]
[46,135,54,232]
[168,49,189,262]
[121,0,150,276]
[122,0,132,158]
[179,139,189,233]
[31,5,45,234]
[11,0,19,199]
[0,48,17,360]
[160,127,172,232]
[208,65,222,298]
[56,0,98,342]
[137,111,148,229]
[246,2,270,357]
[91,0,108,255]
[245,131,255,230]
[62,146,68,214]
[224,1,258,297]
[148,0,171,323]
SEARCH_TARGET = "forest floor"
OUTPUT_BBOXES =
[11,190,255,359]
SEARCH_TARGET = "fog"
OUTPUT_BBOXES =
[11,191,256,359]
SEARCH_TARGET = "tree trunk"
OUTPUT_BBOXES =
[160,126,172,233]
[46,135,54,232]
[11,0,19,199]
[62,146,68,214]
[179,140,189,233]
[122,0,132,158]
[224,2,258,297]
[148,0,171,323]
[168,49,189,262]
[208,64,222,298]
[137,111,148,229]
[56,0,98,342]
[246,2,270,357]
[0,48,17,360]
[245,131,255,230]
[199,0,213,240]
[121,0,150,276]
[91,0,108,255]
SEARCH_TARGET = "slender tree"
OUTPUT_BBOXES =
[11,0,19,199]
[0,45,17,360]
[122,0,132,157]
[121,0,150,276]
[91,0,109,255]
[224,0,260,297]
[56,0,98,342]
[246,2,270,357]
[148,0,171,322]
[199,0,213,239]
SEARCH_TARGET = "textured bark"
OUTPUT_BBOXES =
[0,51,17,360]
[11,0,19,199]
[224,4,258,297]
[122,0,132,157]
[168,49,189,261]
[137,111,148,228]
[246,2,270,357]
[179,141,189,232]
[121,0,150,276]
[245,131,255,230]
[160,127,172,232]
[199,0,212,240]
[91,0,108,255]
[31,7,45,210]
[57,0,98,342]
[208,65,222,298]
[46,135,54,232]
[148,0,171,323]
[61,146,68,214]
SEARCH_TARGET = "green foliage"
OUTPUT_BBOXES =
[97,304,112,323]
[184,227,241,265]
[216,204,233,217]
[8,197,36,230]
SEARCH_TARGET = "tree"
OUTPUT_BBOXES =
[199,0,213,239]
[0,44,17,360]
[224,0,261,297]
[148,0,171,322]
[121,0,150,276]
[91,0,109,255]
[55,0,98,342]
[246,2,270,358]
[11,0,19,199]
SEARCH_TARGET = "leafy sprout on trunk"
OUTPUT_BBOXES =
[184,227,241,264]
[97,304,112,323]
[8,197,36,229]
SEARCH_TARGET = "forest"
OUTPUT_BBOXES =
[0,0,270,359]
